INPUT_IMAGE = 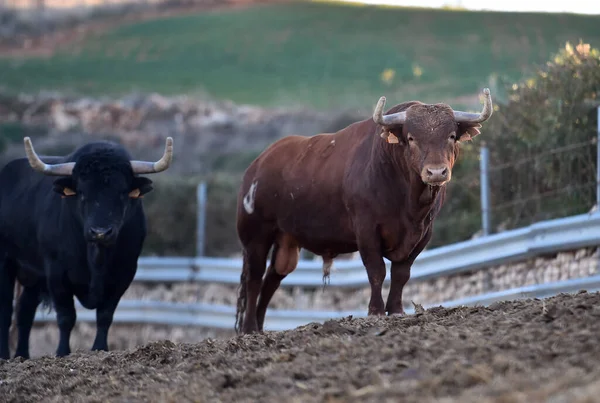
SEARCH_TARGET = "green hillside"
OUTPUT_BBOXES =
[0,1,599,109]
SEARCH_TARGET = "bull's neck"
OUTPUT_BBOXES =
[371,137,443,222]
[88,243,110,265]
[413,179,444,221]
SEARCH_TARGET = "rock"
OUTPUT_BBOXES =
[51,102,79,131]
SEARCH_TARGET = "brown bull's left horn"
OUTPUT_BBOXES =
[130,137,174,174]
[372,96,407,126]
[23,137,76,176]
[453,88,493,123]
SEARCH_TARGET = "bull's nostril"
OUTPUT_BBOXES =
[426,168,447,177]
[89,227,113,239]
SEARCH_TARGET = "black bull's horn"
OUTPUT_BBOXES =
[23,137,174,176]
[373,88,493,127]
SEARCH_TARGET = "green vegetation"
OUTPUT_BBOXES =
[0,121,46,154]
[1,2,600,110]
[429,41,600,248]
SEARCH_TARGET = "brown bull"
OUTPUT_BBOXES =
[235,89,493,334]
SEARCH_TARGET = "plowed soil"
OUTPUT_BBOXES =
[2,291,600,402]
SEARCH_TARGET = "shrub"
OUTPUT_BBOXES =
[431,41,600,247]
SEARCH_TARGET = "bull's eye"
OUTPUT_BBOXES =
[407,135,414,142]
[449,132,457,141]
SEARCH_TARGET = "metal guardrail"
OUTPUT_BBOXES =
[30,212,600,331]
[34,274,600,331]
[134,212,600,287]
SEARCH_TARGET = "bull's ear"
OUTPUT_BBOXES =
[129,177,153,199]
[53,177,77,198]
[382,127,405,145]
[457,123,482,142]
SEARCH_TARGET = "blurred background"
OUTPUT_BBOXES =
[1,0,599,355]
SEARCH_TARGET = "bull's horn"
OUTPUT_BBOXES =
[130,137,174,174]
[373,96,407,126]
[23,137,75,176]
[453,88,493,123]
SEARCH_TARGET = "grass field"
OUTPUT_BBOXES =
[1,0,599,110]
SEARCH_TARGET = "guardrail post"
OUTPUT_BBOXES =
[588,104,600,275]
[480,142,491,236]
[596,106,600,210]
[196,181,207,257]
[36,0,46,37]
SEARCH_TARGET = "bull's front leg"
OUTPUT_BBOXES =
[53,293,76,357]
[91,296,120,352]
[386,261,411,315]
[386,228,432,315]
[357,241,387,316]
[91,265,134,352]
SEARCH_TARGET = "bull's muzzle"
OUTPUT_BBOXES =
[87,226,116,244]
[421,165,451,186]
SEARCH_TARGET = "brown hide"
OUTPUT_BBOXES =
[235,91,492,334]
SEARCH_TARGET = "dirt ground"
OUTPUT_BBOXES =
[2,291,600,402]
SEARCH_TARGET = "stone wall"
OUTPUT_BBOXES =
[22,246,599,358]
[0,92,357,175]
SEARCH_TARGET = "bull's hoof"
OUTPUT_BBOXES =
[14,351,30,360]
[55,349,70,358]
[386,305,406,316]
[0,349,10,360]
[241,322,260,334]
[367,309,386,316]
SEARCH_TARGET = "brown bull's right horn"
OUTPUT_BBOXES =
[373,96,407,127]
[129,137,174,174]
[23,137,76,176]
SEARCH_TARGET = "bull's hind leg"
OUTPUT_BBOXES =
[0,255,16,360]
[14,285,41,359]
[237,238,273,334]
[256,234,300,331]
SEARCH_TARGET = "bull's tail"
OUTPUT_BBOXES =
[234,250,249,334]
[322,258,333,290]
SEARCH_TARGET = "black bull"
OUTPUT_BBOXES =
[0,137,173,359]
